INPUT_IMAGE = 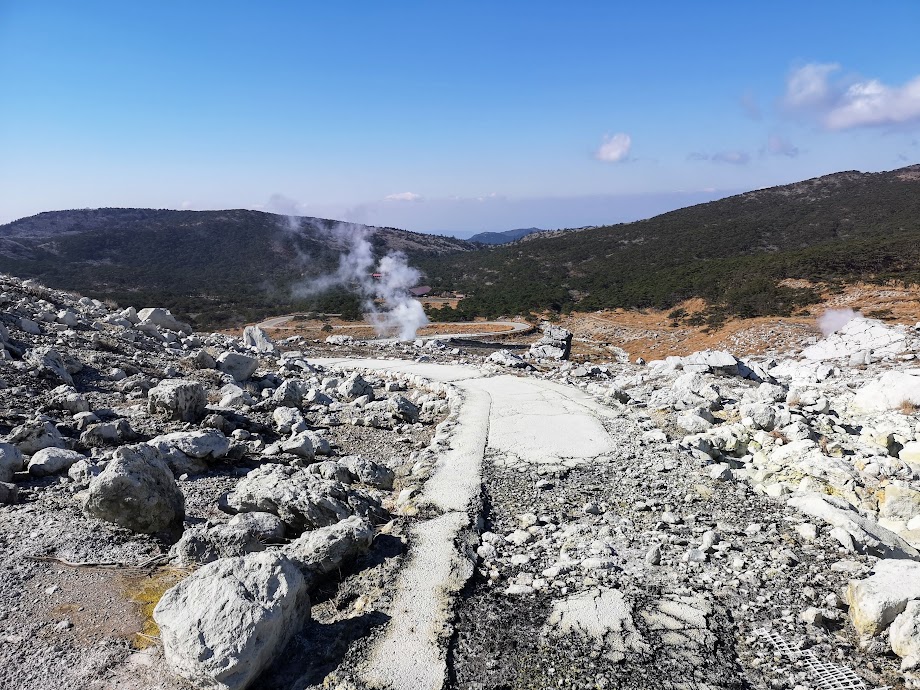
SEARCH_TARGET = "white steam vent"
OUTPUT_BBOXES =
[817,308,860,337]
[292,221,429,341]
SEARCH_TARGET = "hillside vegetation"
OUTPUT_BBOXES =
[419,165,920,325]
[2,165,920,329]
[0,208,472,328]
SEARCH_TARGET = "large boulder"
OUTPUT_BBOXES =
[153,551,309,690]
[5,420,65,455]
[147,429,231,476]
[0,443,25,483]
[169,522,267,567]
[891,600,920,671]
[242,325,276,354]
[802,316,906,361]
[787,492,920,560]
[137,307,192,334]
[225,464,386,534]
[83,444,184,533]
[148,379,207,422]
[337,373,374,401]
[851,370,920,413]
[487,350,528,368]
[217,352,259,382]
[24,347,73,385]
[27,448,84,477]
[847,559,920,638]
[529,323,572,360]
[283,515,374,578]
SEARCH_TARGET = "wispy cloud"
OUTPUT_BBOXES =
[384,192,423,202]
[740,90,761,120]
[687,152,710,161]
[765,134,799,157]
[783,62,920,130]
[708,150,751,165]
[783,62,840,110]
[594,132,632,162]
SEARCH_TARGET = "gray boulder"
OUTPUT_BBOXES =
[169,523,267,567]
[217,352,259,382]
[24,347,73,385]
[0,443,25,482]
[153,551,309,690]
[789,492,920,560]
[487,350,528,368]
[148,379,207,422]
[79,419,137,447]
[83,444,185,533]
[283,515,374,578]
[273,407,307,435]
[242,325,276,354]
[27,447,84,477]
[337,373,374,401]
[226,464,386,534]
[529,323,572,360]
[388,395,420,423]
[228,511,286,542]
[147,429,231,476]
[137,307,192,334]
[0,482,18,505]
[6,420,64,455]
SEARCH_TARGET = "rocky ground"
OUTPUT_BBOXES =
[3,274,920,690]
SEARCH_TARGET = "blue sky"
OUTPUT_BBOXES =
[2,2,919,234]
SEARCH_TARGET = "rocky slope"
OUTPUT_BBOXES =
[3,274,920,689]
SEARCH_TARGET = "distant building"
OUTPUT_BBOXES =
[409,285,432,297]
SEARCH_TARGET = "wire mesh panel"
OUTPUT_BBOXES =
[756,628,888,690]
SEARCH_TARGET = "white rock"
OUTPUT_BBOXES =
[242,325,276,354]
[5,420,64,455]
[787,492,919,560]
[27,448,84,477]
[0,443,25,483]
[148,379,206,422]
[137,307,191,334]
[217,352,259,382]
[890,600,920,671]
[153,551,309,690]
[847,559,920,638]
[851,370,920,413]
[83,444,184,533]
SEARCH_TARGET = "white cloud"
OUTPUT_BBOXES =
[384,192,423,202]
[783,62,840,109]
[595,132,632,162]
[783,62,920,130]
[766,134,799,157]
[711,150,750,165]
[825,75,920,129]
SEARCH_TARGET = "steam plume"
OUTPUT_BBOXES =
[292,221,429,341]
[817,308,860,336]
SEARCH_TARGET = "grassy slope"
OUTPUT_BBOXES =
[418,166,920,324]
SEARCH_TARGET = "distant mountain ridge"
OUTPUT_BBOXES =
[0,208,473,327]
[467,227,543,244]
[4,163,920,328]
[418,163,920,325]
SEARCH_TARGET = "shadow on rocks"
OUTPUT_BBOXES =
[264,609,392,688]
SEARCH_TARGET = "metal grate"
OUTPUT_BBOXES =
[756,628,889,690]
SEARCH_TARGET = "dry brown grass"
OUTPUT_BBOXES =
[899,399,920,416]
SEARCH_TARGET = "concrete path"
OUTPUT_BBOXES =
[314,358,622,690]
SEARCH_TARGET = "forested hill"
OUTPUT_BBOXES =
[418,164,920,324]
[0,208,473,328]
